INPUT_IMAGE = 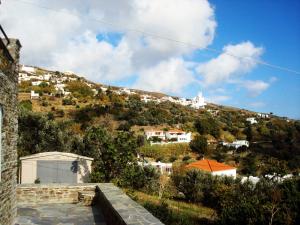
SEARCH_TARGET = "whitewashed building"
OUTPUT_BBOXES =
[21,65,35,73]
[246,117,258,124]
[222,140,249,149]
[190,92,206,109]
[145,130,166,141]
[32,81,45,86]
[165,129,192,143]
[138,161,172,175]
[186,159,237,178]
[257,113,270,118]
[145,129,191,144]
[30,90,39,99]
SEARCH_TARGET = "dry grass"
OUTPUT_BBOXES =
[127,190,216,222]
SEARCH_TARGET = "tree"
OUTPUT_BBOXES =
[194,117,220,138]
[189,135,208,155]
[18,111,73,157]
[84,127,137,182]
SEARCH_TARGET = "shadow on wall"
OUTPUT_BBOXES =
[74,157,91,183]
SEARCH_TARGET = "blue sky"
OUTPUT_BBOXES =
[207,0,300,118]
[1,0,299,118]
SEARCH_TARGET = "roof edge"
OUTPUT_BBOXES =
[20,151,94,161]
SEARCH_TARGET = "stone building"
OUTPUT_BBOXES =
[0,31,21,225]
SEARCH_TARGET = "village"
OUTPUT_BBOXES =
[17,64,292,187]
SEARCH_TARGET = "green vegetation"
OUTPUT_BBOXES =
[138,143,191,160]
[17,69,300,225]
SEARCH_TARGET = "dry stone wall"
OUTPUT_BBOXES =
[0,38,21,225]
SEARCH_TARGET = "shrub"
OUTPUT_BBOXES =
[56,109,65,117]
[169,156,177,162]
[150,136,162,143]
[41,100,49,107]
[182,155,191,161]
[119,164,159,192]
[117,122,131,131]
[62,98,76,106]
[156,157,165,162]
[19,100,32,111]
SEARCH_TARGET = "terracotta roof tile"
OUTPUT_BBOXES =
[186,159,236,172]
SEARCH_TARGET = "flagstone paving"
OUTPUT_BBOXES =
[15,203,106,225]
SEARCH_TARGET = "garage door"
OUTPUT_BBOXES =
[37,160,78,183]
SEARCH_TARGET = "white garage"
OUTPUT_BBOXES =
[19,152,93,184]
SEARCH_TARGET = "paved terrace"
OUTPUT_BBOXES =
[16,203,105,225]
[16,183,164,225]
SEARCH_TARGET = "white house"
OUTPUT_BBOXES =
[30,90,39,99]
[64,71,75,75]
[222,140,249,149]
[178,98,191,106]
[145,130,166,141]
[246,117,258,124]
[190,92,206,109]
[145,129,191,144]
[21,65,35,73]
[138,161,172,175]
[32,81,45,86]
[43,73,52,81]
[100,87,108,92]
[186,159,237,178]
[165,129,192,143]
[19,152,93,184]
[161,96,176,103]
[257,113,270,118]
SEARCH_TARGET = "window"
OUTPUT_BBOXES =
[0,105,2,181]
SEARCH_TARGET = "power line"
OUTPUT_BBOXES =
[7,0,300,75]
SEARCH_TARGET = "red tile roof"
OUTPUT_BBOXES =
[167,129,185,133]
[186,159,236,172]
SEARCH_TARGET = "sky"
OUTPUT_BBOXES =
[0,0,299,118]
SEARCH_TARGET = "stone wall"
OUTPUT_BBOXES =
[16,183,96,204]
[0,38,21,225]
[17,183,164,225]
[97,183,164,225]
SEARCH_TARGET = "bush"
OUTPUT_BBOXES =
[182,155,191,161]
[169,156,177,162]
[156,157,165,162]
[62,98,76,106]
[118,164,159,192]
[150,136,162,143]
[56,109,65,117]
[19,100,32,111]
[41,100,49,107]
[117,122,131,131]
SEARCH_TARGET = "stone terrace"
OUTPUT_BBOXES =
[16,203,106,225]
[16,183,164,225]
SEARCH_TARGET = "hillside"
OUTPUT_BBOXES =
[17,65,300,176]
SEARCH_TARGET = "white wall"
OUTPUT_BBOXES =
[20,154,93,184]
[212,169,236,178]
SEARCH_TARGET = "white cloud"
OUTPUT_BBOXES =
[241,80,270,97]
[0,0,216,92]
[50,32,133,82]
[197,41,263,85]
[134,58,195,94]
